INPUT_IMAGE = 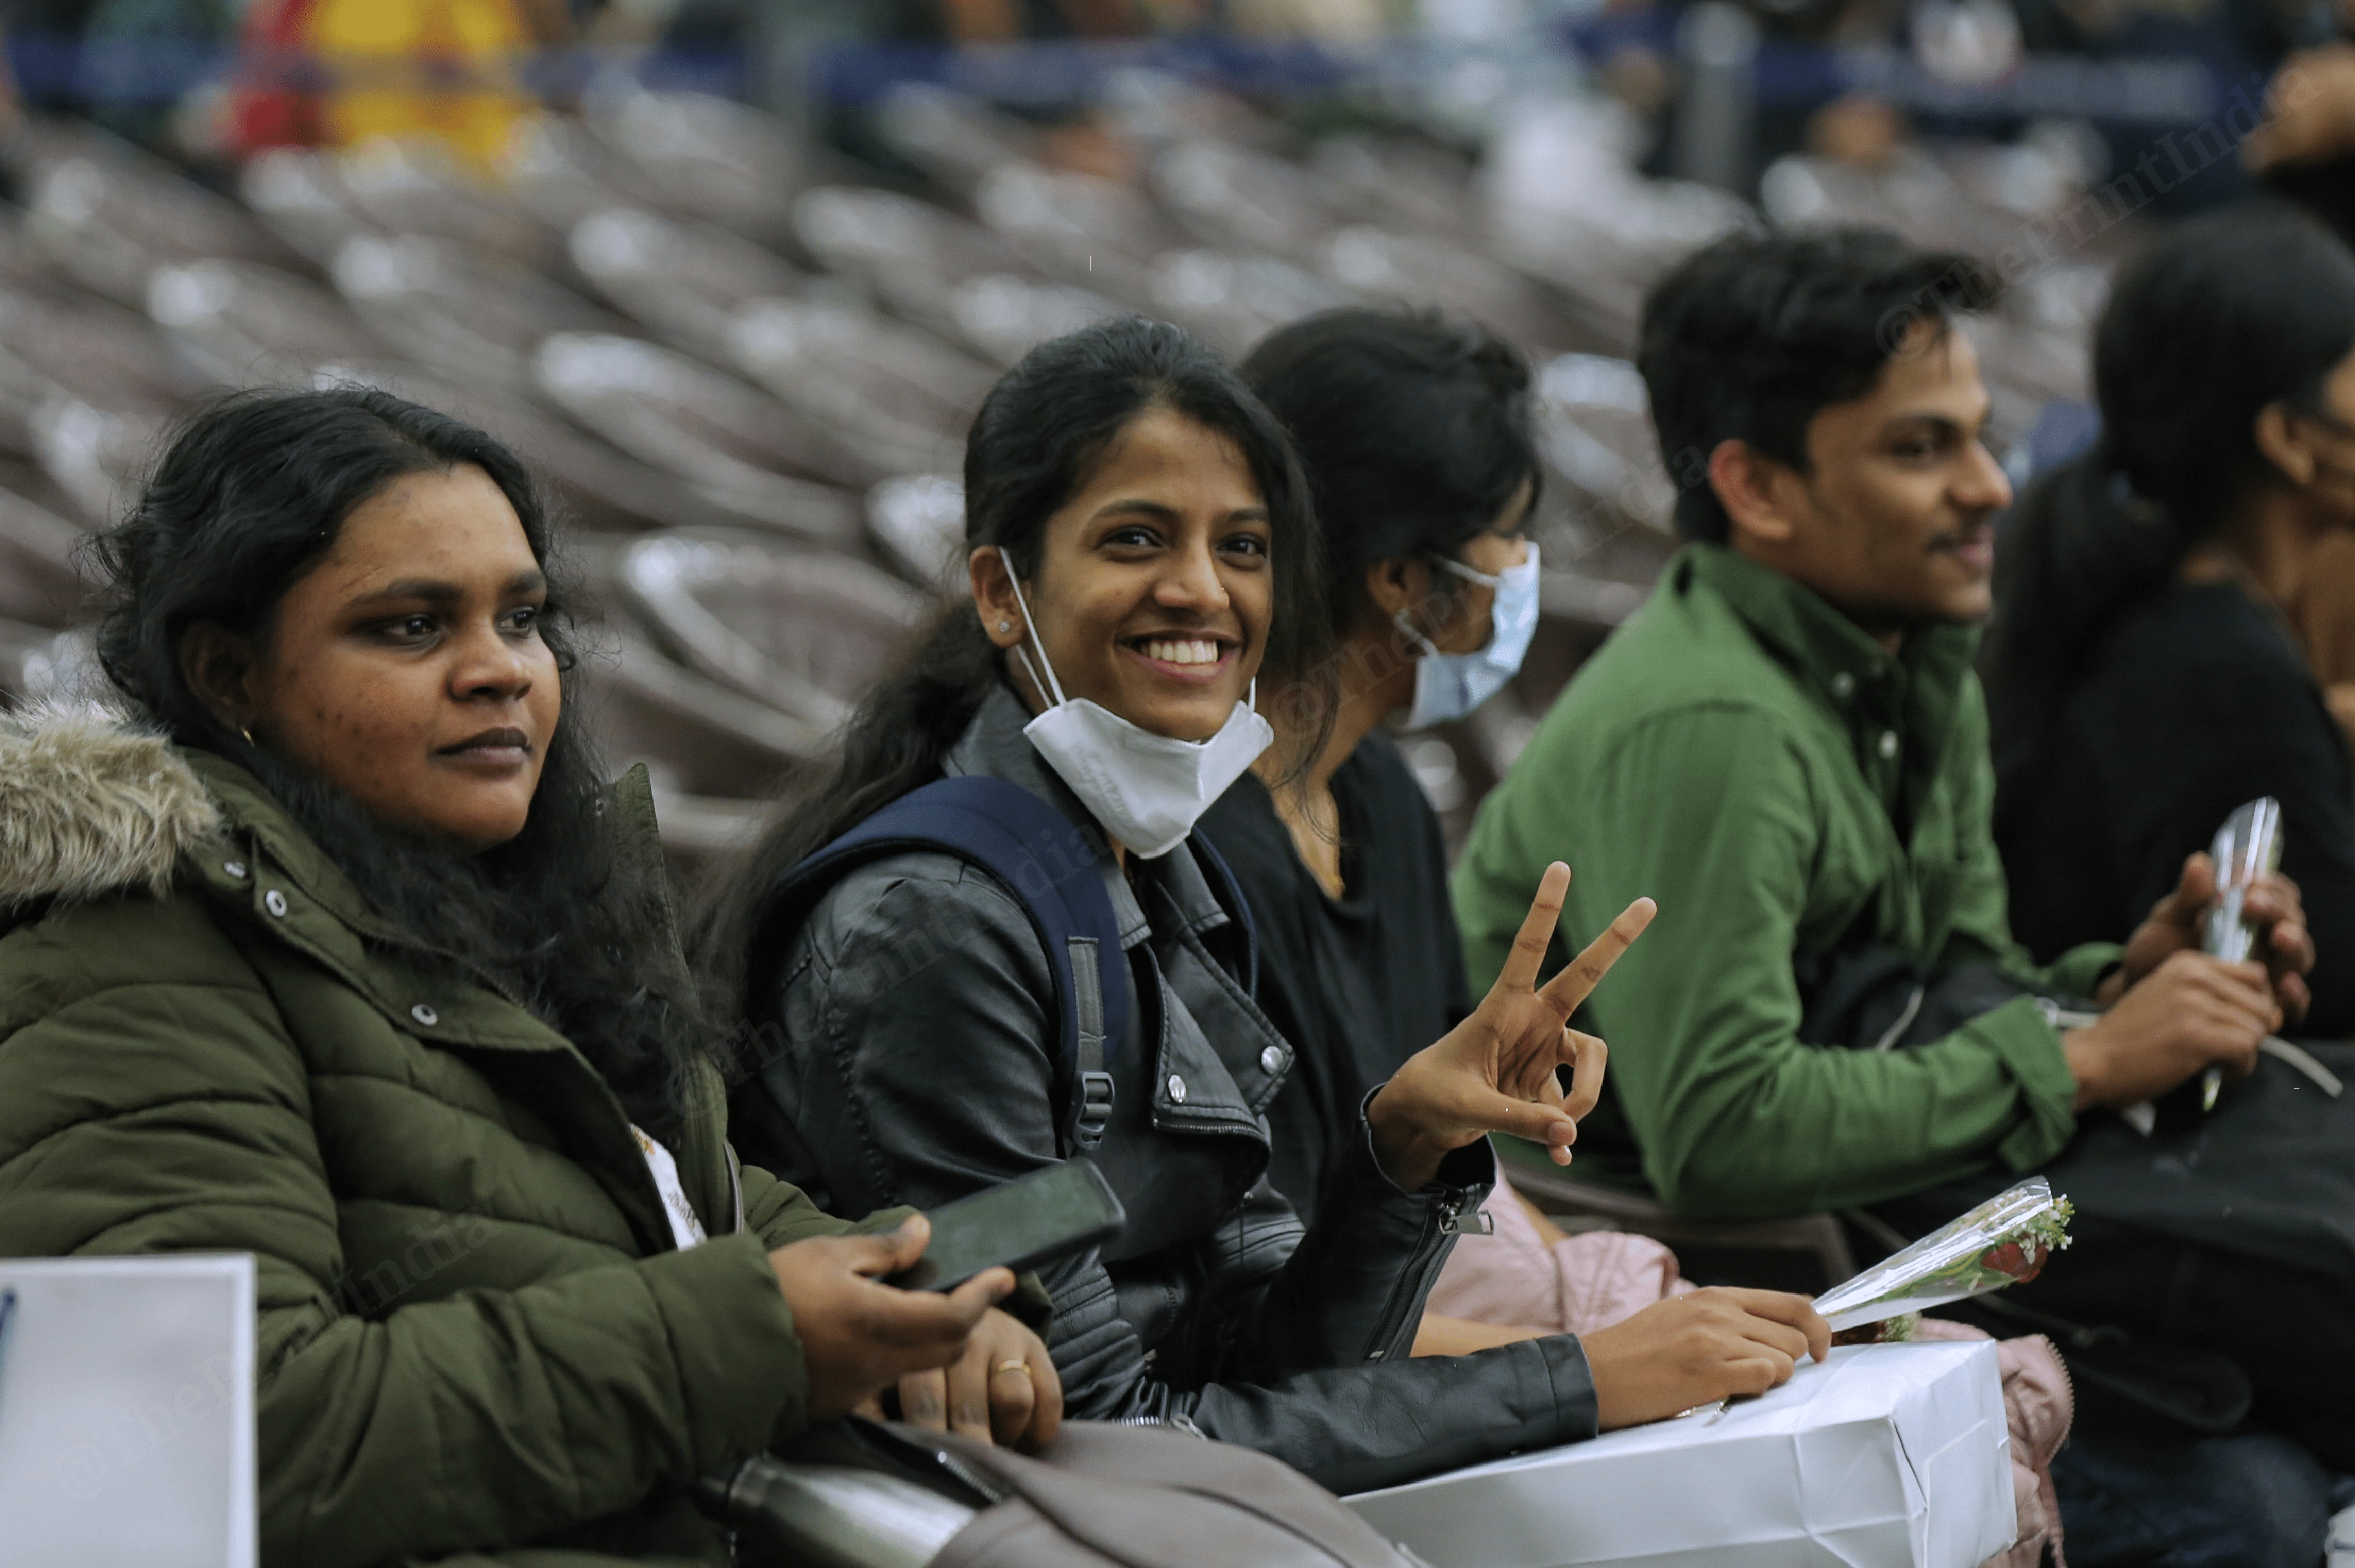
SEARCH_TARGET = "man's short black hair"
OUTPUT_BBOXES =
[1638,227,2002,542]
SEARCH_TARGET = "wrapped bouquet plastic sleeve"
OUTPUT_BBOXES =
[1812,1178,2074,1332]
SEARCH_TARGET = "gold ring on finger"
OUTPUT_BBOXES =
[992,1359,1032,1378]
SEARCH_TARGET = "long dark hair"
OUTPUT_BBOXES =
[93,385,705,1139]
[699,316,1331,1024]
[1985,206,2355,833]
[1242,307,1539,645]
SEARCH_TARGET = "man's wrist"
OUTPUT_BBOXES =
[2062,1027,2110,1111]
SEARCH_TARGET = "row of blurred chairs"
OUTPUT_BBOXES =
[0,69,2100,855]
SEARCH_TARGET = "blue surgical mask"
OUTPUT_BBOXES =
[1394,541,1541,731]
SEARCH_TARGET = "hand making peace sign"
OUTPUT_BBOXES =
[1366,862,1655,1191]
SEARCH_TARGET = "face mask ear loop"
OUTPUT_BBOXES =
[1003,569,1068,709]
[1434,555,1505,592]
[1248,679,1257,713]
[1011,642,1053,709]
[1392,605,1440,660]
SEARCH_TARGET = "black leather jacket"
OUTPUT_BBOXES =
[737,688,1598,1494]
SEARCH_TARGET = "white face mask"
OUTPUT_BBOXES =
[1003,574,1274,859]
[1394,540,1542,731]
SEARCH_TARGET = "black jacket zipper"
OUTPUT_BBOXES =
[1361,1191,1468,1362]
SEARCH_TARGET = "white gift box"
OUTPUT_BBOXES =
[0,1253,257,1568]
[1348,1341,2013,1568]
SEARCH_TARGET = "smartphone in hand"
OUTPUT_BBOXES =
[886,1161,1126,1292]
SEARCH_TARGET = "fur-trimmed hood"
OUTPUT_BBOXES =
[0,702,223,906]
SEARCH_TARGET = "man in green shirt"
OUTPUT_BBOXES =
[1453,229,2355,1556]
[1454,229,2310,1224]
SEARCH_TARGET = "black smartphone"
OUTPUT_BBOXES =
[885,1161,1126,1292]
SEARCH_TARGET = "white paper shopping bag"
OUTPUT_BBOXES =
[1346,1341,2013,1568]
[0,1253,256,1568]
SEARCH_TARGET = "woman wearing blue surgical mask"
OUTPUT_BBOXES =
[1209,310,1835,1372]
[1205,310,1541,1221]
[702,317,1833,1492]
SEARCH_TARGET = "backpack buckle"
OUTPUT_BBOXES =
[1073,1071,1116,1148]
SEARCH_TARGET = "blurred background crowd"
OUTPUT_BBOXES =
[0,0,2348,860]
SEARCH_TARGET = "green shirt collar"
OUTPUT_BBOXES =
[1679,544,1983,823]
[1680,543,1978,710]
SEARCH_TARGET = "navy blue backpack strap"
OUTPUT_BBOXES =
[746,776,1128,1152]
[1185,828,1258,998]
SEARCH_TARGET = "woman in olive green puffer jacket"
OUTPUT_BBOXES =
[0,388,1053,1567]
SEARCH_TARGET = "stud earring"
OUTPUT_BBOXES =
[998,620,1012,633]
[238,726,255,746]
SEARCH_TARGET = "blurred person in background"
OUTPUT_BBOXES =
[2244,33,2355,238]
[1223,302,2072,1568]
[2289,526,2355,744]
[1451,226,2341,1565]
[1987,206,2355,1036]
[706,315,1844,1498]
[0,386,1058,1567]
[4,0,230,156]
[231,0,546,165]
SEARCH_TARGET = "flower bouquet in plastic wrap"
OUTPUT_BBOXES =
[1816,1178,2074,1344]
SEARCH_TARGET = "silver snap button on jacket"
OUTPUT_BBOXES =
[1165,1073,1186,1104]
[1877,731,1899,760]
[1259,1044,1286,1075]
[263,889,288,917]
[410,1004,439,1027]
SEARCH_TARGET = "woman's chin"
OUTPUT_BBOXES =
[1124,693,1245,742]
[383,796,533,853]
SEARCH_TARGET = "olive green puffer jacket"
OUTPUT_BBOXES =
[0,708,847,1568]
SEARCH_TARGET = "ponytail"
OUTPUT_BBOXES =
[1985,447,2189,841]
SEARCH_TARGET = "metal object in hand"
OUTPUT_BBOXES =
[2199,797,2284,1113]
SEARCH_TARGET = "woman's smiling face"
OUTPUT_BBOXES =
[976,406,1273,741]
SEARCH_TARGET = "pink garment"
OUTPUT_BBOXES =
[1425,1166,1695,1335]
[1915,1319,2072,1568]
[1427,1169,2071,1568]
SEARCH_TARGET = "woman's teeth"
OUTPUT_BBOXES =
[1143,638,1223,666]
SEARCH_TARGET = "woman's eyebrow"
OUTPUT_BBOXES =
[1089,498,1269,525]
[349,577,463,607]
[1091,497,1180,523]
[347,568,546,607]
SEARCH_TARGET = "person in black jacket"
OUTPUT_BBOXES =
[702,316,1833,1495]
[1203,309,1520,1224]
[1204,309,1804,1367]
[1985,205,2353,1037]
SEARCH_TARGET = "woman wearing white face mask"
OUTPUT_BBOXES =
[698,318,1797,1496]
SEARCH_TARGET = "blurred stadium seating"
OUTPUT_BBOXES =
[0,69,2099,860]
